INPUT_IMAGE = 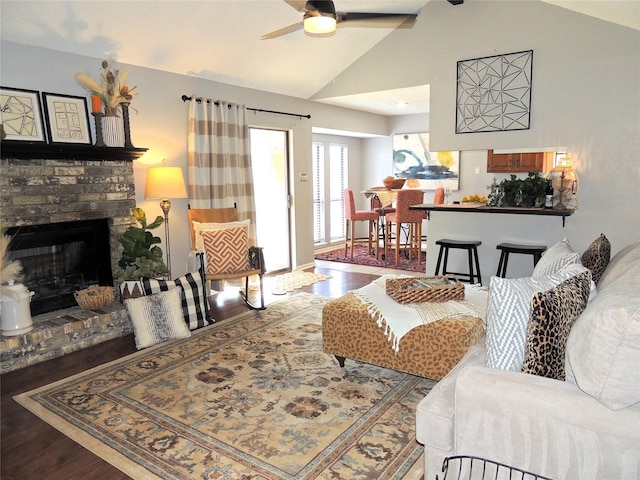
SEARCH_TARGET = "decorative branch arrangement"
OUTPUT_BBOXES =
[75,60,138,113]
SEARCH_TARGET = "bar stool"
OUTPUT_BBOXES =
[496,243,547,278]
[344,189,379,259]
[434,239,482,285]
[385,189,425,265]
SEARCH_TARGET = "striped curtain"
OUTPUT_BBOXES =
[187,96,257,243]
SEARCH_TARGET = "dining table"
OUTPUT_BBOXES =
[361,187,403,208]
[362,187,423,260]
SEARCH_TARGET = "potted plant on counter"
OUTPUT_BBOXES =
[488,171,548,208]
[114,208,168,300]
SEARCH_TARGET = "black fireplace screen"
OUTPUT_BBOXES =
[6,218,114,316]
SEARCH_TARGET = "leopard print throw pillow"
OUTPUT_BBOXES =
[581,233,611,284]
[522,270,592,380]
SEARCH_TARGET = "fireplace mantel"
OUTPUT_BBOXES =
[1,141,148,161]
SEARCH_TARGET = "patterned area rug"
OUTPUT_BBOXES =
[15,293,435,479]
[267,270,332,295]
[316,245,427,273]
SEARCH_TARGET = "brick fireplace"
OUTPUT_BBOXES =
[0,143,148,372]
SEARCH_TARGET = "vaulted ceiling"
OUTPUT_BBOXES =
[1,1,638,116]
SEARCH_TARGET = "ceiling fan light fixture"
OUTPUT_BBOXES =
[303,14,336,34]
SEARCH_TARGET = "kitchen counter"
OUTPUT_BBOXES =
[410,203,575,227]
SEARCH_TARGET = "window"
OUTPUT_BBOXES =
[312,142,325,244]
[313,141,347,245]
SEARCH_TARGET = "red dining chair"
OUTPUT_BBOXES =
[384,189,425,265]
[416,187,443,249]
[344,189,379,259]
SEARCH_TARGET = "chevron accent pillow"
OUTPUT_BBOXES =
[533,238,582,277]
[485,264,591,371]
[125,288,191,350]
[192,219,251,252]
[201,226,251,275]
[142,272,212,330]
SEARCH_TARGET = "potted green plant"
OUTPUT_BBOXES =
[114,208,168,299]
[490,171,548,208]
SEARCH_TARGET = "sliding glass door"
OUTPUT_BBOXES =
[250,128,291,273]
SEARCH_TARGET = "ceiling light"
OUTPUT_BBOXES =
[304,14,337,34]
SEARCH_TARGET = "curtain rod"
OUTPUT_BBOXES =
[181,95,311,120]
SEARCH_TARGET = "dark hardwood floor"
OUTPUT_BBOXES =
[0,266,378,480]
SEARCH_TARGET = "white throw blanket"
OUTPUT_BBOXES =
[351,275,488,352]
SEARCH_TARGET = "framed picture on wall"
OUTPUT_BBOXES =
[41,92,92,144]
[0,87,46,142]
[456,50,533,133]
[393,133,460,191]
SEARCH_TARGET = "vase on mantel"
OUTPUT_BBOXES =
[102,107,124,147]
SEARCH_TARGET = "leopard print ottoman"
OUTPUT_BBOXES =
[322,292,484,380]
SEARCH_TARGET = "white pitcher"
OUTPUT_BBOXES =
[0,281,34,336]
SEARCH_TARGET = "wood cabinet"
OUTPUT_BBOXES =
[487,150,554,173]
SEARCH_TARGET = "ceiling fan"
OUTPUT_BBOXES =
[261,0,426,39]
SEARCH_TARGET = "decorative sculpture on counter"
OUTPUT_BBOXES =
[549,157,579,210]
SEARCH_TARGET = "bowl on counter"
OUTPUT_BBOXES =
[383,177,406,190]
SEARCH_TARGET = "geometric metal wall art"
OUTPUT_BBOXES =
[456,50,533,134]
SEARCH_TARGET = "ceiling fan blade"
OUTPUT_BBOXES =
[283,0,308,13]
[337,12,417,29]
[261,21,304,40]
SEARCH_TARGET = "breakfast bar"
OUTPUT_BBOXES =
[410,203,575,227]
[410,203,577,280]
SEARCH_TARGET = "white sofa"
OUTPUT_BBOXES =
[416,242,640,479]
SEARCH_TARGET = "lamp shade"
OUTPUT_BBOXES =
[304,14,336,34]
[144,166,188,200]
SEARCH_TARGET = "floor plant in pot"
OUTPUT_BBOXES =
[114,208,168,300]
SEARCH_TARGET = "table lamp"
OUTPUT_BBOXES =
[144,162,188,277]
[549,156,579,210]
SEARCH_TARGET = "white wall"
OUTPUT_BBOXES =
[0,40,389,276]
[3,0,639,280]
[319,0,640,278]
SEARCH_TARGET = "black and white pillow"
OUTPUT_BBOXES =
[142,272,212,330]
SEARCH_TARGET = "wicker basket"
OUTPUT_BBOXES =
[386,276,464,304]
[74,285,116,310]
